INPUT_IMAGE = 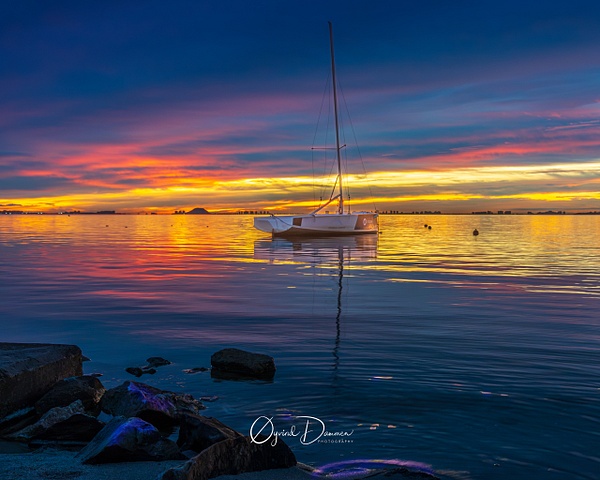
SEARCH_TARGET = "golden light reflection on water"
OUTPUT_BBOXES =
[369,214,600,295]
[1,213,599,312]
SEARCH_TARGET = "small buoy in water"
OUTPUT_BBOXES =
[424,224,428,228]
[428,226,432,230]
[473,229,479,236]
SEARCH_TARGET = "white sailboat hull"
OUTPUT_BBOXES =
[254,212,378,236]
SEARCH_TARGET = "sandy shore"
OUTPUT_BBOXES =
[0,448,314,480]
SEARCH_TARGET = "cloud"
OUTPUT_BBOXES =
[2,1,600,212]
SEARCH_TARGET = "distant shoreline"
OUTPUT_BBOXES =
[2,211,600,216]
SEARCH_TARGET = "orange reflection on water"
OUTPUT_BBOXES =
[2,213,599,315]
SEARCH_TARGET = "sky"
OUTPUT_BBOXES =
[2,0,600,214]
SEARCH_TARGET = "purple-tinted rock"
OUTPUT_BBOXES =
[35,375,106,415]
[76,416,183,464]
[366,467,440,479]
[160,435,296,480]
[101,381,204,429]
[177,413,242,453]
[210,348,276,380]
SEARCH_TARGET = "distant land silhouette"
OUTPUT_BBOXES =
[187,207,210,214]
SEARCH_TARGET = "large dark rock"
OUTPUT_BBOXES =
[76,416,183,464]
[101,381,204,429]
[0,343,83,419]
[177,413,242,453]
[210,348,276,380]
[9,400,102,443]
[160,435,296,480]
[35,375,106,415]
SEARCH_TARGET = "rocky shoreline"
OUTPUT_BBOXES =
[0,343,439,480]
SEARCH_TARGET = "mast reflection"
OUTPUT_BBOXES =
[254,235,378,379]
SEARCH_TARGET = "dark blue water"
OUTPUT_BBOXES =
[1,214,599,479]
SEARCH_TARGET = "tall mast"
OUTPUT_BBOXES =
[328,21,344,215]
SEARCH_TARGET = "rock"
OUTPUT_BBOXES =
[9,400,102,443]
[0,343,83,419]
[33,412,105,442]
[210,348,276,380]
[101,381,204,429]
[126,366,157,377]
[183,367,208,374]
[364,467,440,479]
[146,357,171,368]
[177,413,242,453]
[160,435,296,480]
[0,407,37,436]
[172,393,206,417]
[313,461,439,479]
[35,375,106,415]
[199,396,218,403]
[76,416,183,464]
[125,357,169,377]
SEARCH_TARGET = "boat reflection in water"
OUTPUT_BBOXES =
[254,235,377,380]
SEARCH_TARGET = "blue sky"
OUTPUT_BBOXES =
[2,0,600,212]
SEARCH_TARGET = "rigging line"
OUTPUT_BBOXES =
[311,71,331,208]
[315,77,334,207]
[336,80,352,213]
[339,81,378,212]
[315,150,340,210]
[322,79,334,205]
[328,175,339,202]
[311,148,315,208]
[312,71,332,210]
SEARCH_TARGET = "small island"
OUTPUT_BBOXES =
[186,208,211,215]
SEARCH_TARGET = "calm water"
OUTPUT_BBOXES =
[1,214,599,479]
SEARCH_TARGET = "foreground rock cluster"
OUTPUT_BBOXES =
[0,343,296,480]
[1,343,440,480]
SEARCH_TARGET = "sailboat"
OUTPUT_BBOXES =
[254,22,379,237]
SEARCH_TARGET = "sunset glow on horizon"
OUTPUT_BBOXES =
[2,2,600,214]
